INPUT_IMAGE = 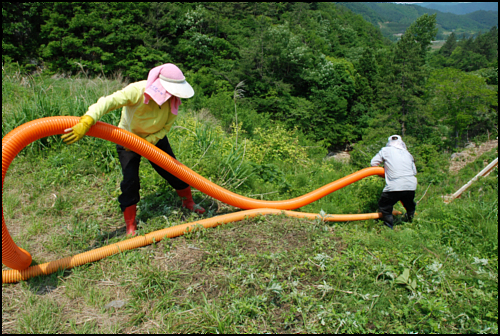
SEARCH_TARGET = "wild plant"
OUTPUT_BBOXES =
[233,80,245,147]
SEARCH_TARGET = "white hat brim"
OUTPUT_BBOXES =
[159,77,194,99]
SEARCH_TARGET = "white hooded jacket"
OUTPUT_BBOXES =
[370,135,417,192]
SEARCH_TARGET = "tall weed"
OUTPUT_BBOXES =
[169,111,253,191]
[2,70,125,167]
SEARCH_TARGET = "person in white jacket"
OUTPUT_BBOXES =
[371,135,417,229]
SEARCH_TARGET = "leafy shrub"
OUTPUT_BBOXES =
[169,112,253,191]
[249,163,291,193]
[350,127,396,168]
[246,124,310,165]
[352,175,385,212]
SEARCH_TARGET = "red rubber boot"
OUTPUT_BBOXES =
[176,187,205,214]
[124,204,137,236]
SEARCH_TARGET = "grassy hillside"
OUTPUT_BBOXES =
[2,71,498,333]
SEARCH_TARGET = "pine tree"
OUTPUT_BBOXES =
[378,14,437,137]
[2,2,48,66]
[440,32,457,57]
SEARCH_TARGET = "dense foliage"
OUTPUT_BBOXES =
[2,2,498,153]
[430,27,498,72]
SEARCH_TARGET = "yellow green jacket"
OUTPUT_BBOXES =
[84,80,177,145]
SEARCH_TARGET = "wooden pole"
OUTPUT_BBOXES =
[444,157,498,203]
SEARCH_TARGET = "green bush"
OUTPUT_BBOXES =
[246,124,310,165]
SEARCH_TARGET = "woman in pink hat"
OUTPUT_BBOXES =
[62,63,205,236]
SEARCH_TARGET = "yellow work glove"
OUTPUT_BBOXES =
[61,115,95,145]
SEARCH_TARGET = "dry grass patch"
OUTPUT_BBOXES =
[209,216,317,255]
[2,265,135,333]
[449,139,498,173]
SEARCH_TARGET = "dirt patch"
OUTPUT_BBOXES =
[1,278,129,334]
[150,242,228,302]
[1,285,19,332]
[214,218,314,255]
[330,235,347,254]
[150,216,346,303]
[156,239,208,272]
[152,217,346,274]
[325,150,350,163]
[449,139,498,173]
[237,229,308,254]
[59,298,130,333]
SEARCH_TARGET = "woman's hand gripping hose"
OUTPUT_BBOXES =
[61,115,95,144]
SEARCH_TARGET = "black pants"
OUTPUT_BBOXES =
[116,136,189,212]
[378,191,416,226]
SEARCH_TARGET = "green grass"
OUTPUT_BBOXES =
[2,73,498,333]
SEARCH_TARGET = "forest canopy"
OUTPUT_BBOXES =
[2,2,498,153]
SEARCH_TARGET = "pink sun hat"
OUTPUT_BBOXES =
[144,63,194,115]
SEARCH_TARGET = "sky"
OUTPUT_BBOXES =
[393,2,472,3]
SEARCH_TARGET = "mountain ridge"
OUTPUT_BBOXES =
[338,2,498,40]
[416,2,498,15]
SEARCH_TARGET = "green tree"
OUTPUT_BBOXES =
[355,47,379,104]
[449,46,489,72]
[141,2,182,52]
[4,1,407,149]
[426,68,498,147]
[302,55,358,145]
[378,14,437,137]
[40,2,155,79]
[2,2,48,67]
[431,26,498,72]
[439,32,457,57]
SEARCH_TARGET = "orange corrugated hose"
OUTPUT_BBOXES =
[2,117,389,284]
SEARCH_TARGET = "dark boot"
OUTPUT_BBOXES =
[176,186,205,214]
[382,213,394,229]
[403,212,415,223]
[124,204,137,236]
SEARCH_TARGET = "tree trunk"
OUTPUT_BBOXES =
[401,72,406,137]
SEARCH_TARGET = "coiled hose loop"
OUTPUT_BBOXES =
[2,117,387,283]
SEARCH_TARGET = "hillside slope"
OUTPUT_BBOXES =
[419,2,498,15]
[449,140,498,173]
[338,2,497,40]
[464,10,500,28]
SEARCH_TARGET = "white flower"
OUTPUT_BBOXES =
[267,282,283,293]
[472,257,489,266]
[426,261,443,273]
[314,253,331,262]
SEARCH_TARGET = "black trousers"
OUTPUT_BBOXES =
[116,136,189,212]
[378,191,416,226]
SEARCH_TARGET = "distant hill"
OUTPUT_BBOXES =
[416,2,498,15]
[338,2,498,41]
[464,10,499,28]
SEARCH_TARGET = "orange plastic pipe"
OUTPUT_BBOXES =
[2,117,387,283]
[2,208,399,283]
